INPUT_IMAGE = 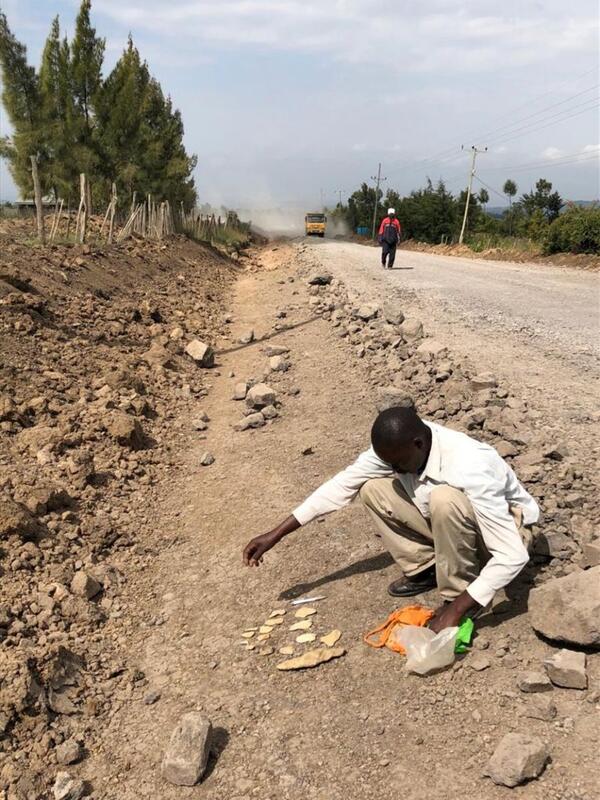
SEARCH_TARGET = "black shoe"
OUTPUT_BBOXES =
[388,566,437,597]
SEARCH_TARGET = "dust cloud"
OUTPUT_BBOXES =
[236,205,351,239]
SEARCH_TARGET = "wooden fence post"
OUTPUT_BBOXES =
[108,183,117,244]
[30,155,46,244]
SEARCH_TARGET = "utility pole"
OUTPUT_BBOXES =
[335,189,343,207]
[370,163,386,239]
[458,145,487,244]
[320,188,325,210]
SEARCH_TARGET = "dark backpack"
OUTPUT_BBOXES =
[382,219,398,245]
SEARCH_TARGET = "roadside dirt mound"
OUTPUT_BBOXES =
[0,225,250,797]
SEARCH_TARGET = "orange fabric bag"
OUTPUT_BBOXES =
[364,605,434,654]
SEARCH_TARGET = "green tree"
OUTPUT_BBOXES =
[39,17,78,199]
[503,179,517,235]
[346,182,383,232]
[71,0,104,134]
[0,12,42,195]
[96,37,196,207]
[477,187,489,211]
[520,178,563,223]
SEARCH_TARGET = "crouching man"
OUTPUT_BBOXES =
[242,406,539,632]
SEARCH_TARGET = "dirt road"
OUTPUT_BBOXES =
[82,243,598,800]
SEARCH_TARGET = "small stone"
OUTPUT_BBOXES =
[308,273,332,285]
[185,340,215,367]
[269,355,290,372]
[55,740,82,766]
[399,318,424,340]
[416,339,447,356]
[234,412,265,431]
[356,303,379,321]
[232,382,248,400]
[258,646,274,656]
[162,712,212,786]
[53,772,85,800]
[470,372,497,391]
[106,412,145,450]
[279,645,294,655]
[544,649,587,689]
[199,452,215,466]
[238,329,255,344]
[261,404,278,420]
[517,671,552,693]
[264,345,289,357]
[469,654,491,671]
[144,690,161,705]
[71,571,102,600]
[276,646,345,671]
[521,696,557,721]
[484,733,548,787]
[289,620,312,631]
[245,382,276,409]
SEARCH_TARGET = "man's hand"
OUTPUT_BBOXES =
[242,515,301,567]
[243,531,280,566]
[428,589,481,633]
[428,602,463,633]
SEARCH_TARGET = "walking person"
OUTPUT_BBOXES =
[378,208,401,269]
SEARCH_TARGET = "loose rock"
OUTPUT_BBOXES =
[71,571,102,600]
[53,772,85,800]
[544,649,587,689]
[517,671,552,693]
[185,340,215,367]
[245,382,276,409]
[162,712,212,786]
[484,733,549,787]
[528,567,600,647]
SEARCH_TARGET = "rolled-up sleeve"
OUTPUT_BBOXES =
[461,455,530,607]
[292,448,392,526]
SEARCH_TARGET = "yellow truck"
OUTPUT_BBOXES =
[305,212,327,237]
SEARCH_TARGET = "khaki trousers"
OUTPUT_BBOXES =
[359,477,528,600]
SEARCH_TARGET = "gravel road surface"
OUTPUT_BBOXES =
[310,240,599,363]
[303,239,600,438]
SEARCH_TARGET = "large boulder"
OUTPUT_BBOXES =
[528,567,600,647]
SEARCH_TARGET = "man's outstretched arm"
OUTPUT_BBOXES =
[242,448,392,567]
[243,515,300,566]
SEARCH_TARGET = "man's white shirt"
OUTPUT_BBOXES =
[292,421,539,607]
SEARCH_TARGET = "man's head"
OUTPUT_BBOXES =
[387,207,395,217]
[371,406,431,474]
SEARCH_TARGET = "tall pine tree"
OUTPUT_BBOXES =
[39,17,78,198]
[0,12,43,195]
[70,0,104,187]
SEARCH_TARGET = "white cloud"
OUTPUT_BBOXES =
[542,147,564,160]
[94,0,599,72]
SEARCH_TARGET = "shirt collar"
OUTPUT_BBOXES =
[419,421,442,481]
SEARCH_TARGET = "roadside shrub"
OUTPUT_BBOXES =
[544,205,600,254]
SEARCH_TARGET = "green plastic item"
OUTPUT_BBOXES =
[454,617,475,653]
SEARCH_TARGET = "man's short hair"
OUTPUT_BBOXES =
[371,406,426,451]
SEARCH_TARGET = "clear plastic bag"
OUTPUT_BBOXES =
[394,625,459,675]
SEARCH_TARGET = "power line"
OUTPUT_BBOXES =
[472,174,506,200]
[417,82,599,169]
[411,67,599,169]
[486,150,600,172]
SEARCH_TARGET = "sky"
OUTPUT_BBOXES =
[0,0,599,209]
